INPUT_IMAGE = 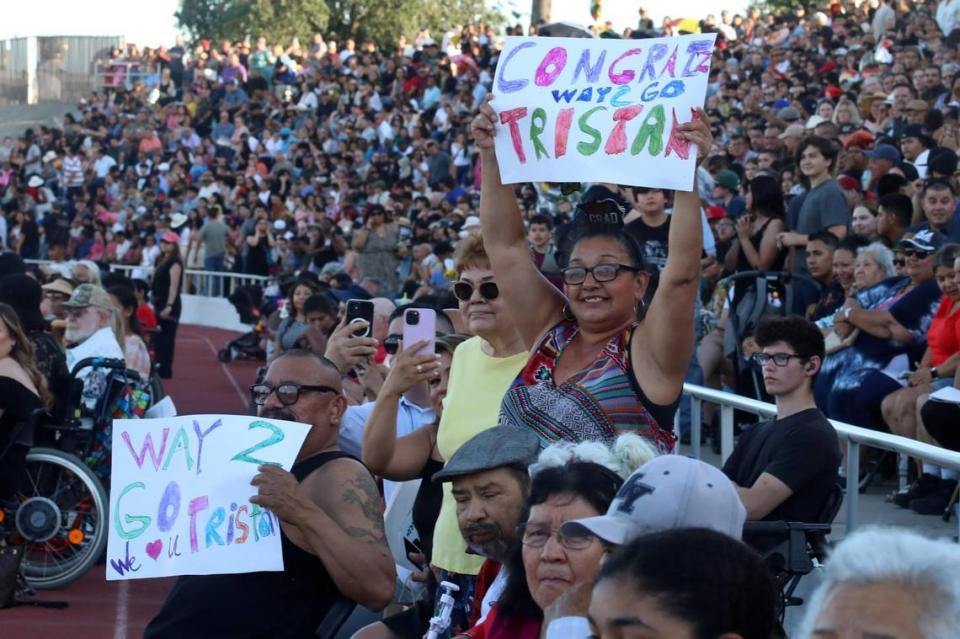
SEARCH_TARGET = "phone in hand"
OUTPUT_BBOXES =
[402,308,436,357]
[403,538,425,570]
[345,299,375,337]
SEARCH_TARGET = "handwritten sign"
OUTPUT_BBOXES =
[492,34,717,191]
[106,415,309,581]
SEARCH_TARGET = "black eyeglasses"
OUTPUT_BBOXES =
[250,382,339,406]
[562,263,640,285]
[453,281,499,302]
[751,353,806,367]
[383,333,402,355]
[902,248,933,259]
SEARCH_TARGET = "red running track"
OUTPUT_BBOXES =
[0,325,263,639]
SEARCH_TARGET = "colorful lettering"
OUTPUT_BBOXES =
[534,47,567,87]
[205,507,226,547]
[250,504,263,542]
[161,426,194,472]
[230,420,286,467]
[631,104,667,156]
[235,504,250,544]
[187,495,209,553]
[660,80,685,99]
[115,481,150,540]
[575,87,593,103]
[496,41,535,93]
[682,40,713,77]
[661,46,679,78]
[577,106,607,156]
[572,49,606,84]
[530,108,549,160]
[639,43,668,82]
[192,418,222,475]
[121,429,169,471]
[166,535,182,558]
[610,86,633,107]
[554,108,574,158]
[156,480,181,533]
[499,108,528,163]
[109,541,141,576]
[605,105,644,155]
[608,48,643,85]
[551,88,578,104]
[595,87,613,103]
[664,107,691,159]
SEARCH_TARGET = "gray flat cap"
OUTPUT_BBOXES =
[432,426,541,483]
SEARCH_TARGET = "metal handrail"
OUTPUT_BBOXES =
[25,259,273,299]
[679,383,960,537]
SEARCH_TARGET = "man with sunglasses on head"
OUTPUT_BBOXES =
[722,315,840,524]
[145,349,395,639]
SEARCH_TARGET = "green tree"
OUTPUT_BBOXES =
[178,0,500,50]
[175,0,249,43]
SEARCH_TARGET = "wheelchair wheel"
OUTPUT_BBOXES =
[218,348,233,362]
[13,447,108,590]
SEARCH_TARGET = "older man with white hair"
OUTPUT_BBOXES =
[799,527,960,638]
[63,283,125,408]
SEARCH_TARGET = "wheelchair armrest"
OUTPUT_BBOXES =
[743,521,833,576]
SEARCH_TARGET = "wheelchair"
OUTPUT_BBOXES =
[743,482,844,626]
[1,357,150,590]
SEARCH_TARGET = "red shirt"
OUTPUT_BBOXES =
[138,302,158,331]
[927,294,960,366]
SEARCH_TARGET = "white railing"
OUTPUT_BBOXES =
[679,383,960,537]
[26,260,272,296]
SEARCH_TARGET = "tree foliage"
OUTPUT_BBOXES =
[177,0,501,49]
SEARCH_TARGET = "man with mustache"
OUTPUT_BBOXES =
[145,349,395,638]
[430,426,540,635]
[61,283,126,407]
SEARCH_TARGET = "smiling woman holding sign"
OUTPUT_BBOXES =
[472,96,712,453]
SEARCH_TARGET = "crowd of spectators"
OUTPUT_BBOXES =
[4,0,960,636]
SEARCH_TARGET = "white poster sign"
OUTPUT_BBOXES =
[106,414,309,580]
[492,34,717,191]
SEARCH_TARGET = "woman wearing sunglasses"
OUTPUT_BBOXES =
[814,234,951,428]
[471,96,713,454]
[429,232,530,610]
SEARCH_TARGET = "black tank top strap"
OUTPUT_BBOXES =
[291,449,358,482]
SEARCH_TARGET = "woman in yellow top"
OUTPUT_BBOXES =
[431,232,528,626]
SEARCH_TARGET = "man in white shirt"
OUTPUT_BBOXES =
[62,284,126,409]
[92,146,117,178]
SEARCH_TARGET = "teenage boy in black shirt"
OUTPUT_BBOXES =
[723,315,840,523]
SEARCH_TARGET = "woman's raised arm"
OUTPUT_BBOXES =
[472,95,565,348]
[634,111,712,404]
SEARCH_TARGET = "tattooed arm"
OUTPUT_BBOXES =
[268,458,396,610]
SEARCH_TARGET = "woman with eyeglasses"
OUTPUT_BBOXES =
[813,238,953,428]
[463,457,628,639]
[471,96,712,454]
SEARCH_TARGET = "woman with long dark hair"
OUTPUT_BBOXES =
[724,174,787,278]
[0,303,51,502]
[151,231,183,379]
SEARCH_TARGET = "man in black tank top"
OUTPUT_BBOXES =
[145,350,395,639]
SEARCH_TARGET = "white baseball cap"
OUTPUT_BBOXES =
[561,455,746,543]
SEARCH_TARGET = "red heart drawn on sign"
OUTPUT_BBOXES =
[145,539,163,560]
